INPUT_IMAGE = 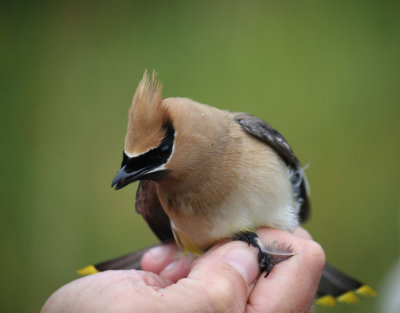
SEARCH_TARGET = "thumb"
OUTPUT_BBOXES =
[166,241,260,313]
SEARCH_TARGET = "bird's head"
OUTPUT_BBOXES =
[112,71,175,190]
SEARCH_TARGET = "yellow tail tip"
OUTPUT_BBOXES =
[356,285,377,297]
[315,295,336,307]
[337,291,359,304]
[77,265,99,275]
[316,285,376,306]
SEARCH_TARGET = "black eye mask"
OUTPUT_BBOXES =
[122,122,175,175]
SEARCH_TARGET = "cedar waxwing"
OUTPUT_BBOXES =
[79,71,375,306]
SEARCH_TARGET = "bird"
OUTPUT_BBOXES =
[78,70,375,306]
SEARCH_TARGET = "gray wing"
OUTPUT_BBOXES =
[233,113,311,222]
[135,180,174,242]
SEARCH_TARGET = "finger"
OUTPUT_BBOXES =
[160,240,260,313]
[292,227,313,240]
[247,228,325,313]
[159,253,195,283]
[141,242,180,274]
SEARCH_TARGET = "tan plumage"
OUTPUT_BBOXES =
[124,72,300,253]
[125,71,169,156]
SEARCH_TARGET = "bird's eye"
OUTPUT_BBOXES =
[160,145,169,152]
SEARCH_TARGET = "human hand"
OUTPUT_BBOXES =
[41,227,325,313]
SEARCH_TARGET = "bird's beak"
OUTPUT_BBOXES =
[111,165,151,190]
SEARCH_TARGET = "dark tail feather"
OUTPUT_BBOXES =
[316,263,376,306]
[77,245,156,275]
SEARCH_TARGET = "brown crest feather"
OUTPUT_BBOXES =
[125,70,170,155]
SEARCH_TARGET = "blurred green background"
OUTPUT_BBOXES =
[1,1,399,312]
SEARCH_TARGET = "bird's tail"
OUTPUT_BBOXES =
[76,246,152,275]
[78,250,376,306]
[315,262,376,306]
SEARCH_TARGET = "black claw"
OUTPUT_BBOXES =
[258,250,274,277]
[234,231,275,277]
[264,256,274,277]
[258,250,267,270]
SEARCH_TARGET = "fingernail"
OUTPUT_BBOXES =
[223,247,259,286]
[148,245,171,259]
[162,259,180,274]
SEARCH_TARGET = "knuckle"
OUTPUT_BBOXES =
[307,240,326,270]
[202,266,247,313]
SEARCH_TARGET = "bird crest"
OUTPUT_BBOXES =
[125,70,171,156]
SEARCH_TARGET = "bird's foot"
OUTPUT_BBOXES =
[233,231,296,277]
